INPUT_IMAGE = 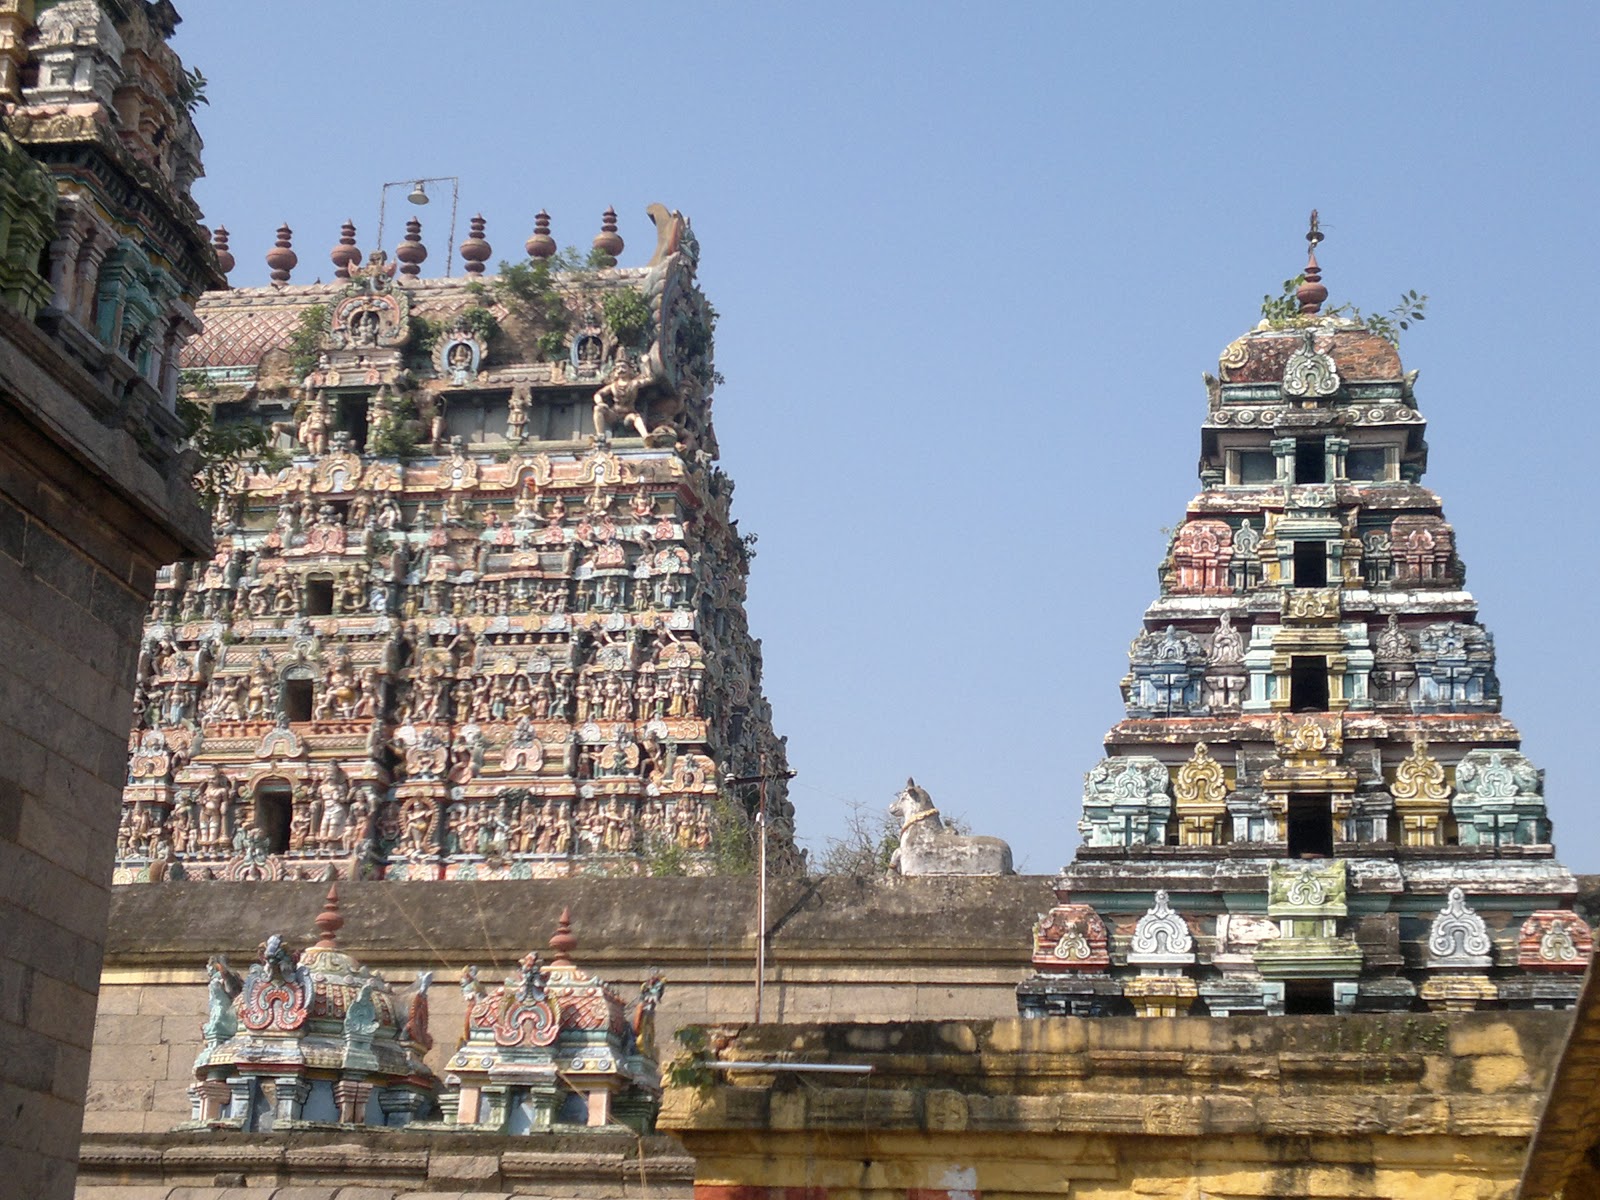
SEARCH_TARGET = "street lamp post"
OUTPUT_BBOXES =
[376,176,461,277]
[726,762,797,1023]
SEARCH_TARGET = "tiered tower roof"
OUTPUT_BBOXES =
[1020,216,1587,1017]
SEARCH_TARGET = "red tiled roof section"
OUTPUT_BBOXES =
[180,303,310,369]
[1218,326,1402,385]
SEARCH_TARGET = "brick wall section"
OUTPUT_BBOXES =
[0,305,211,1199]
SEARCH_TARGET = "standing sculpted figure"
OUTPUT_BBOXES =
[507,384,530,441]
[200,769,235,849]
[315,766,351,846]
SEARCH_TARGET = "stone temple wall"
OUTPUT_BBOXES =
[0,306,208,1200]
[662,1011,1570,1200]
[78,875,1600,1197]
[84,876,1054,1134]
[0,2,221,1194]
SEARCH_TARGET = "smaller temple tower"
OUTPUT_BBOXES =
[188,886,437,1129]
[1020,216,1586,1018]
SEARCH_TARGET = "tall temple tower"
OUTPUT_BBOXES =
[116,204,797,882]
[1020,217,1586,1017]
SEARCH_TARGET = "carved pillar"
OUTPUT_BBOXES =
[226,1075,256,1127]
[158,302,199,408]
[1270,436,1295,485]
[377,1084,432,1128]
[71,231,110,328]
[190,1076,231,1122]
[42,203,87,317]
[0,1,33,105]
[1326,436,1349,481]
[266,1074,310,1125]
[334,1077,373,1124]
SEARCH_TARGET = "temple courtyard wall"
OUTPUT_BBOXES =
[78,874,1600,1196]
[84,876,1054,1135]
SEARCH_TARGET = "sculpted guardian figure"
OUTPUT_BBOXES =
[591,358,653,441]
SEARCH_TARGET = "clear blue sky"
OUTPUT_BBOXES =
[173,3,1600,872]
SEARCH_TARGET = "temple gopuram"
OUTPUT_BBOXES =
[1019,217,1588,1017]
[115,204,797,882]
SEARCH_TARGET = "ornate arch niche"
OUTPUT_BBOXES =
[328,283,407,351]
[435,332,484,386]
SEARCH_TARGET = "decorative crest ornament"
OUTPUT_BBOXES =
[1284,587,1341,622]
[1286,867,1327,907]
[1282,328,1341,398]
[1173,742,1228,845]
[1174,742,1227,806]
[1267,860,1348,917]
[1128,890,1194,962]
[1376,614,1413,661]
[1030,903,1111,970]
[1274,715,1343,763]
[1426,887,1493,966]
[1518,912,1593,973]
[1392,736,1449,801]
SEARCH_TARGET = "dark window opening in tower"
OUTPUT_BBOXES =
[1287,794,1334,858]
[1293,540,1328,588]
[1238,450,1277,484]
[1295,439,1326,484]
[1347,446,1388,481]
[283,678,313,722]
[255,782,294,854]
[337,396,369,451]
[305,577,334,616]
[1290,656,1329,712]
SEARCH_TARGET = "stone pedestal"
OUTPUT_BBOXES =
[1124,974,1198,1018]
[1420,975,1498,1012]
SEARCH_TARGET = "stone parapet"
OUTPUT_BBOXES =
[74,1127,693,1198]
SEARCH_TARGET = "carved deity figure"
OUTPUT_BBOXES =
[315,649,360,719]
[507,384,530,441]
[1209,613,1245,666]
[591,358,652,440]
[630,970,666,1057]
[401,795,436,856]
[314,766,351,846]
[297,396,330,456]
[200,768,234,848]
[202,956,242,1045]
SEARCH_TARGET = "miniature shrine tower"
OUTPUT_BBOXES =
[1020,216,1587,1017]
[117,204,796,881]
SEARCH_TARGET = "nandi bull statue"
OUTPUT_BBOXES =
[888,778,1014,876]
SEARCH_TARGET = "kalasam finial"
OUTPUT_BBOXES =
[1296,209,1328,315]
